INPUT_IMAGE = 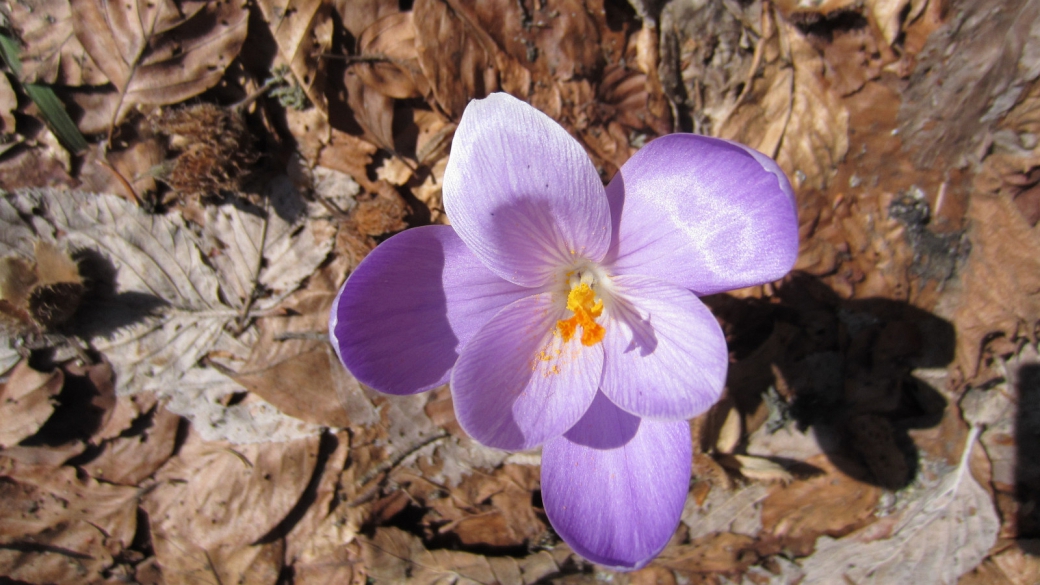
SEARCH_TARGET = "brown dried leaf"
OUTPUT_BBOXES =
[234,265,359,428]
[336,0,399,38]
[144,430,321,551]
[70,0,248,128]
[412,0,530,119]
[361,527,567,585]
[659,532,759,574]
[149,534,285,585]
[761,454,880,553]
[255,0,332,115]
[9,0,108,85]
[0,460,139,583]
[939,193,1040,377]
[898,0,1040,168]
[719,18,848,191]
[0,362,63,447]
[85,405,180,485]
[355,12,427,99]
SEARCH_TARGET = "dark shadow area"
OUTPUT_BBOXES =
[706,272,954,490]
[20,360,113,448]
[1016,363,1040,538]
[65,248,167,341]
[256,431,339,545]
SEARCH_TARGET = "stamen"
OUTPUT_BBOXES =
[557,282,606,346]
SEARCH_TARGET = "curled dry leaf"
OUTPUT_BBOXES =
[413,0,530,119]
[718,16,848,191]
[9,0,108,85]
[69,0,248,128]
[0,361,63,447]
[799,427,999,585]
[0,72,16,134]
[255,0,333,114]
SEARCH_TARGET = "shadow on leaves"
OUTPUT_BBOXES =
[709,272,954,490]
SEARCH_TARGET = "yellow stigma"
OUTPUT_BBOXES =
[557,282,605,346]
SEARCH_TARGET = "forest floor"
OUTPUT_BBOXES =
[1,0,1039,583]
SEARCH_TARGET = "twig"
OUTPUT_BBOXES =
[273,331,329,342]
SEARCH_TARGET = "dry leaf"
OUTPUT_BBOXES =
[659,0,759,135]
[0,460,139,584]
[413,0,530,119]
[0,361,63,447]
[719,17,848,191]
[729,454,795,483]
[898,0,1040,167]
[799,427,999,585]
[3,189,321,443]
[144,430,321,551]
[9,0,108,85]
[202,197,334,312]
[0,72,16,133]
[361,526,568,585]
[69,0,248,128]
[715,405,743,454]
[937,193,1040,377]
[761,454,880,552]
[682,483,769,540]
[355,12,427,99]
[255,0,332,114]
[659,532,758,574]
[85,405,180,485]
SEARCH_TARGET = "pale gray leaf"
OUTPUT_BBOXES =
[800,426,999,585]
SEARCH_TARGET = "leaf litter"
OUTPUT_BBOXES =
[1,0,1040,582]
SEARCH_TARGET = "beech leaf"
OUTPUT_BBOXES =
[2,189,323,443]
[799,426,999,585]
[255,0,332,114]
[69,0,248,127]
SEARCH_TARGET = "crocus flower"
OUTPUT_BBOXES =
[330,93,797,570]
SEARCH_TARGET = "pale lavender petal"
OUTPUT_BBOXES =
[451,292,602,450]
[600,274,727,420]
[443,93,611,287]
[605,134,798,295]
[542,392,691,570]
[330,225,529,395]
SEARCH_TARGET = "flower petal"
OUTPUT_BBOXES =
[605,134,798,295]
[330,225,529,395]
[443,93,611,287]
[451,292,602,450]
[542,392,691,570]
[600,274,727,419]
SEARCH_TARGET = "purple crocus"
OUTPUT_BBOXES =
[329,93,797,570]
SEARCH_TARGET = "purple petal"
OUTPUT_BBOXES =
[450,292,602,450]
[605,134,798,295]
[542,392,691,570]
[600,274,728,420]
[443,93,611,287]
[330,225,529,395]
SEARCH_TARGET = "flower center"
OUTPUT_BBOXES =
[557,281,606,347]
